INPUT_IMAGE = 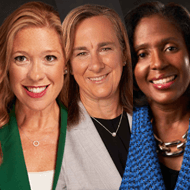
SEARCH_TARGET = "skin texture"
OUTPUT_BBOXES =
[71,16,124,118]
[134,15,190,106]
[133,15,190,171]
[10,27,65,112]
[9,27,65,172]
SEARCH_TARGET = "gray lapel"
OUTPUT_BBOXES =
[127,113,132,131]
[63,101,121,189]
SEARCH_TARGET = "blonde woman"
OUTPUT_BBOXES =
[0,2,67,190]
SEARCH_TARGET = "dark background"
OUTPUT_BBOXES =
[0,0,57,26]
[0,0,123,25]
[119,0,190,17]
[55,0,123,22]
[1,0,190,26]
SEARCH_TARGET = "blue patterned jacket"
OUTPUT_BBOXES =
[120,106,190,190]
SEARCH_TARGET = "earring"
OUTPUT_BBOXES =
[64,69,68,74]
[123,61,127,66]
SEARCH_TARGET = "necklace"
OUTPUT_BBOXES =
[19,125,57,147]
[91,108,123,137]
[154,129,188,157]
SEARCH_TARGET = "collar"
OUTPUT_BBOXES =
[0,102,67,190]
[128,106,190,189]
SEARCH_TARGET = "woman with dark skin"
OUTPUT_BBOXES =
[120,2,190,190]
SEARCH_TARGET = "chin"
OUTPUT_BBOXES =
[92,91,114,100]
[149,96,183,106]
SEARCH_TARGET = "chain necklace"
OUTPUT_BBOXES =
[91,108,123,137]
[154,129,188,157]
[19,125,57,147]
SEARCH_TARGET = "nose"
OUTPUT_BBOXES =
[150,50,168,70]
[27,59,45,81]
[88,53,105,72]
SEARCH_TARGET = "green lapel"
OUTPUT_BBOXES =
[0,107,30,190]
[0,103,67,190]
[52,102,67,190]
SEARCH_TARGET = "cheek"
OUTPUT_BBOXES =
[105,53,123,73]
[71,60,87,76]
[134,64,144,84]
[54,66,64,83]
[183,56,190,75]
[9,66,24,88]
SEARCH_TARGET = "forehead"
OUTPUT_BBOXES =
[134,15,184,46]
[73,15,119,47]
[12,27,62,50]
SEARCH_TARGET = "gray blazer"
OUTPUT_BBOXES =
[56,102,132,190]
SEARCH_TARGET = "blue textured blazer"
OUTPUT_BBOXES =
[120,106,190,190]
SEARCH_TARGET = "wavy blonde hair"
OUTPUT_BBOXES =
[62,4,133,126]
[0,1,65,129]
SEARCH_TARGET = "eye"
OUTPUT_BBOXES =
[77,52,87,56]
[137,52,147,59]
[14,56,27,62]
[165,46,177,52]
[101,47,112,51]
[45,55,57,62]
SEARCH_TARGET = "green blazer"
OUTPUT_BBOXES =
[0,102,67,190]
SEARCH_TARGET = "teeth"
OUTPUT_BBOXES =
[27,87,46,93]
[152,76,175,84]
[89,75,106,81]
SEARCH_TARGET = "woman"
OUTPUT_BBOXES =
[120,2,190,190]
[56,4,133,190]
[0,2,67,190]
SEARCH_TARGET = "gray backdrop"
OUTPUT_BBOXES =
[0,0,57,26]
[119,0,190,18]
[1,0,190,26]
[54,0,123,22]
[0,0,123,26]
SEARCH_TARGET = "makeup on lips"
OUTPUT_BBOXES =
[23,85,49,98]
[151,75,176,89]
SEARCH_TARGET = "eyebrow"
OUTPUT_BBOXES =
[12,50,61,55]
[73,42,116,51]
[134,37,180,51]
[98,42,115,48]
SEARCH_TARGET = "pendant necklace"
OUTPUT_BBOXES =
[19,124,57,147]
[91,108,123,137]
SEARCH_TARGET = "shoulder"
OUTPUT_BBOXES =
[132,106,151,134]
[0,108,17,146]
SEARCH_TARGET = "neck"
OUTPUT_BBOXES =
[149,96,189,141]
[15,100,59,131]
[80,93,122,119]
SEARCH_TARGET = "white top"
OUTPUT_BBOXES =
[28,170,55,190]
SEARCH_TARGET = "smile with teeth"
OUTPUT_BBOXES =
[152,75,176,84]
[89,74,107,81]
[26,86,47,93]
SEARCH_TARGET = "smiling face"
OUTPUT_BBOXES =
[134,15,190,106]
[70,16,124,102]
[9,27,65,111]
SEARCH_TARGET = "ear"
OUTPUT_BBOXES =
[122,54,127,66]
[63,64,68,75]
[69,66,73,75]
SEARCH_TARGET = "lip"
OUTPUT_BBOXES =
[151,75,177,90]
[88,74,108,83]
[23,85,49,98]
